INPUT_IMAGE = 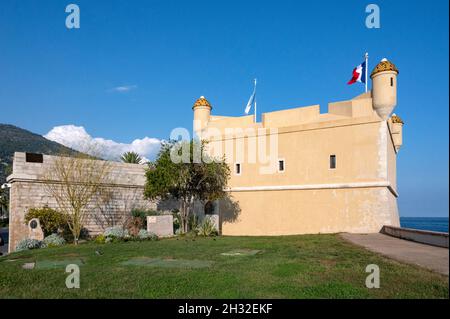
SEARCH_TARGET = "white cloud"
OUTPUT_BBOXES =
[44,125,161,163]
[109,85,137,93]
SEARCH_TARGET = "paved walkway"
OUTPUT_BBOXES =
[341,233,449,276]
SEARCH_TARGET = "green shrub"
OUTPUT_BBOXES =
[94,234,106,244]
[185,230,198,238]
[197,218,218,237]
[61,226,89,242]
[43,233,66,247]
[15,238,45,251]
[131,209,158,227]
[188,214,199,232]
[0,218,8,228]
[25,207,66,236]
[137,229,149,240]
[172,209,181,233]
[104,226,130,242]
[104,226,129,238]
[137,229,158,241]
[101,227,158,243]
[127,216,144,236]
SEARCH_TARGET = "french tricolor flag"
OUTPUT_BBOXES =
[347,61,367,85]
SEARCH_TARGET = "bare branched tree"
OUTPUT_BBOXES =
[42,151,112,244]
[92,188,117,231]
[93,186,146,232]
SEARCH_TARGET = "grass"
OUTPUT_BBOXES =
[0,234,447,298]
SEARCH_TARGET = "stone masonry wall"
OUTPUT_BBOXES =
[7,152,158,252]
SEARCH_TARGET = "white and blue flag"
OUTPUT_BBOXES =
[244,79,257,115]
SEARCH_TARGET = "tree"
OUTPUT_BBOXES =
[0,164,11,218]
[42,153,112,244]
[120,151,143,164]
[4,163,12,177]
[144,140,230,233]
[0,187,8,218]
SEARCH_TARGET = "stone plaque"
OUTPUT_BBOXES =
[28,218,44,241]
[147,215,173,237]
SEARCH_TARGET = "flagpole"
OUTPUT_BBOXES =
[254,78,257,123]
[365,52,368,93]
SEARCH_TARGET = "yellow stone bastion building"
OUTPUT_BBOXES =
[193,58,404,235]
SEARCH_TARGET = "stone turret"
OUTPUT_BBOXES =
[389,113,404,151]
[371,58,399,120]
[192,96,212,136]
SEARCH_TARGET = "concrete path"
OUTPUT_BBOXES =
[341,233,449,276]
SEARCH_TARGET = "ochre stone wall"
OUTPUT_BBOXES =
[220,187,399,236]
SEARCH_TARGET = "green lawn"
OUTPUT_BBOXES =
[0,234,447,298]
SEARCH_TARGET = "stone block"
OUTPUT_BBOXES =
[147,215,173,237]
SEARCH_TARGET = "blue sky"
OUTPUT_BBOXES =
[0,0,448,217]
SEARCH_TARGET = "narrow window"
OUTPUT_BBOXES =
[26,153,43,163]
[235,163,241,175]
[390,77,394,87]
[204,201,215,215]
[278,160,285,172]
[330,155,336,169]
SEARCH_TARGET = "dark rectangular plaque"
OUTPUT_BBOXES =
[26,153,44,163]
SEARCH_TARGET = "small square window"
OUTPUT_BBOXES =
[330,155,336,169]
[235,163,241,175]
[278,160,285,172]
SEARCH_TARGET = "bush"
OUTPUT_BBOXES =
[137,229,149,239]
[197,218,218,237]
[104,226,129,242]
[43,233,66,247]
[104,226,129,238]
[188,214,199,232]
[126,217,144,237]
[94,234,106,244]
[172,209,181,233]
[60,225,89,242]
[185,230,198,238]
[131,209,158,228]
[137,229,158,241]
[131,208,158,218]
[25,207,66,236]
[15,238,45,251]
[0,218,8,228]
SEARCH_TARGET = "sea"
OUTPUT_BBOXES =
[400,217,449,233]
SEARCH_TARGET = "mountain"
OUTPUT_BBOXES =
[0,124,81,183]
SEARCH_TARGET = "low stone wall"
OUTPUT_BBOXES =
[7,152,158,252]
[381,225,449,248]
